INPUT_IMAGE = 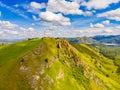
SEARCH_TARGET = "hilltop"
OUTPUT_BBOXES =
[0,38,120,90]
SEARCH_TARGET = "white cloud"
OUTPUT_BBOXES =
[90,23,94,28]
[102,20,110,25]
[28,27,35,32]
[90,20,110,28]
[0,20,43,39]
[94,23,104,28]
[98,8,120,21]
[40,11,71,26]
[22,2,46,15]
[115,26,120,29]
[82,0,120,10]
[73,27,120,37]
[90,23,104,28]
[0,20,18,29]
[30,2,46,9]
[83,11,93,16]
[0,22,119,38]
[0,26,40,39]
[47,0,83,15]
[3,30,18,35]
[73,0,84,3]
[22,4,40,14]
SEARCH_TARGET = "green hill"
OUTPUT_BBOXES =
[0,38,120,90]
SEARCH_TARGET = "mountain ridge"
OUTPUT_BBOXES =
[65,37,98,44]
[92,35,120,44]
[0,38,120,90]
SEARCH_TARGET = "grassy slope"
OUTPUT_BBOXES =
[0,38,43,89]
[72,44,120,89]
[0,38,120,90]
[89,44,120,76]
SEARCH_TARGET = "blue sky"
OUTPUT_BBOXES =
[0,0,120,39]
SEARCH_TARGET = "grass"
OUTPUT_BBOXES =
[0,39,42,66]
[0,38,42,89]
[0,38,120,90]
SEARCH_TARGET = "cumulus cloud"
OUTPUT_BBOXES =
[0,20,119,38]
[102,20,110,25]
[22,2,45,14]
[82,0,120,10]
[40,11,71,26]
[0,21,22,38]
[3,30,18,35]
[83,11,93,16]
[0,20,18,29]
[97,8,120,21]
[0,25,40,39]
[73,26,120,37]
[30,2,46,9]
[0,20,38,39]
[47,0,83,15]
[90,20,110,28]
[94,23,104,28]
[90,23,104,28]
[28,27,35,32]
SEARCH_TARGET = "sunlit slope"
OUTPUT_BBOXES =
[0,39,43,89]
[0,38,120,90]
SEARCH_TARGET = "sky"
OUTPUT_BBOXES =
[0,0,120,39]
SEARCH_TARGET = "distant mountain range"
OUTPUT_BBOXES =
[1,35,120,45]
[65,37,98,44]
[65,35,120,45]
[0,39,25,43]
[64,35,120,45]
[92,35,120,44]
